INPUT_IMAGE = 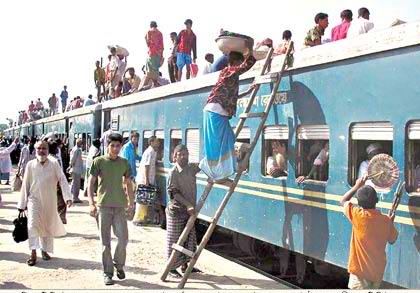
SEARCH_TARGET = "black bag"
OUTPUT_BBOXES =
[12,211,28,243]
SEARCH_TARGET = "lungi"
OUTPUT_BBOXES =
[199,110,236,180]
[165,210,197,269]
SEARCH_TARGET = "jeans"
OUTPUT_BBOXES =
[98,206,128,277]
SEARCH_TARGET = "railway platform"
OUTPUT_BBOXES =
[0,184,290,290]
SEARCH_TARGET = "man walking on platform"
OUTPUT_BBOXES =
[69,138,83,203]
[88,133,134,285]
[18,140,72,266]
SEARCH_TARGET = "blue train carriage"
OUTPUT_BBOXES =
[21,122,32,138]
[66,104,102,179]
[32,119,44,138]
[42,112,68,141]
[102,22,420,288]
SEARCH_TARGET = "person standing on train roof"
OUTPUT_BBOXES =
[340,175,398,289]
[94,61,106,103]
[168,32,178,83]
[60,86,68,113]
[304,12,329,47]
[107,47,119,99]
[88,133,134,286]
[69,138,83,203]
[48,93,58,116]
[139,21,164,91]
[120,131,141,186]
[331,9,353,41]
[199,44,257,181]
[166,144,202,278]
[176,19,197,81]
[347,7,374,37]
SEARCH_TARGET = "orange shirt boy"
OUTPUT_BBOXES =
[340,176,398,289]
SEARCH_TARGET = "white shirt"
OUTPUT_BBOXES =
[204,103,229,116]
[136,146,157,185]
[109,55,119,71]
[202,61,212,75]
[347,17,374,37]
[117,59,126,79]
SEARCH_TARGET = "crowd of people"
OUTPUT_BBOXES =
[11,7,389,128]
[3,7,405,290]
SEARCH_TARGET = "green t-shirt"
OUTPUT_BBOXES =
[90,155,130,208]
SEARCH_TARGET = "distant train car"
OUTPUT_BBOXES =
[99,22,420,288]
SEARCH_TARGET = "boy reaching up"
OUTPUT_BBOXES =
[340,175,398,289]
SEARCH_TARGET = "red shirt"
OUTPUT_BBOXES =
[206,55,256,117]
[177,29,197,59]
[28,104,35,112]
[146,29,164,57]
[331,21,351,41]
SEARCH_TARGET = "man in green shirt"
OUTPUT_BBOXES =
[304,12,329,47]
[88,133,134,286]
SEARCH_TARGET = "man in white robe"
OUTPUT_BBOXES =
[0,137,18,205]
[18,140,73,266]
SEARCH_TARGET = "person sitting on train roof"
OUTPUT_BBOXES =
[122,67,141,96]
[114,81,123,98]
[347,7,374,37]
[166,144,202,278]
[331,9,353,41]
[35,98,44,111]
[274,30,294,56]
[84,94,95,107]
[339,175,398,289]
[202,53,214,75]
[296,141,329,183]
[266,141,287,177]
[304,12,329,47]
[199,46,257,181]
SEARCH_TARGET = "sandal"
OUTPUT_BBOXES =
[41,251,51,261]
[26,257,37,266]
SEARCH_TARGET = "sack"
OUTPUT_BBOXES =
[136,184,159,205]
[12,211,28,243]
[12,174,22,192]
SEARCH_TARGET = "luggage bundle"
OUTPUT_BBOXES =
[215,31,254,55]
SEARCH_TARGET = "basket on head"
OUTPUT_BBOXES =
[367,154,399,189]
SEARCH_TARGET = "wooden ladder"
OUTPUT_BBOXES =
[160,43,294,288]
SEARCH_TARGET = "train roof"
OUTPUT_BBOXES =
[34,103,102,124]
[99,20,420,111]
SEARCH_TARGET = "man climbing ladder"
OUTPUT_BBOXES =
[161,42,294,288]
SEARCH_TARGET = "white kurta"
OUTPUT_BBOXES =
[0,143,16,173]
[18,157,72,238]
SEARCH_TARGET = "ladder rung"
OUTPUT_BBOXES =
[239,112,265,119]
[172,244,194,258]
[213,178,234,188]
[254,73,279,84]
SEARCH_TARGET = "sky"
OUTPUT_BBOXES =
[1,0,419,125]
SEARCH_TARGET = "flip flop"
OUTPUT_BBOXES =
[26,257,37,266]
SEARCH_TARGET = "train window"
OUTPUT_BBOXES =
[406,121,420,193]
[143,130,153,153]
[348,122,393,186]
[122,131,130,145]
[262,125,288,178]
[170,129,182,163]
[155,130,164,163]
[296,125,330,182]
[186,129,200,164]
[234,127,251,172]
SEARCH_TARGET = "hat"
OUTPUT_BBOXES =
[184,19,193,25]
[355,185,378,209]
[150,21,157,28]
[366,143,382,156]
